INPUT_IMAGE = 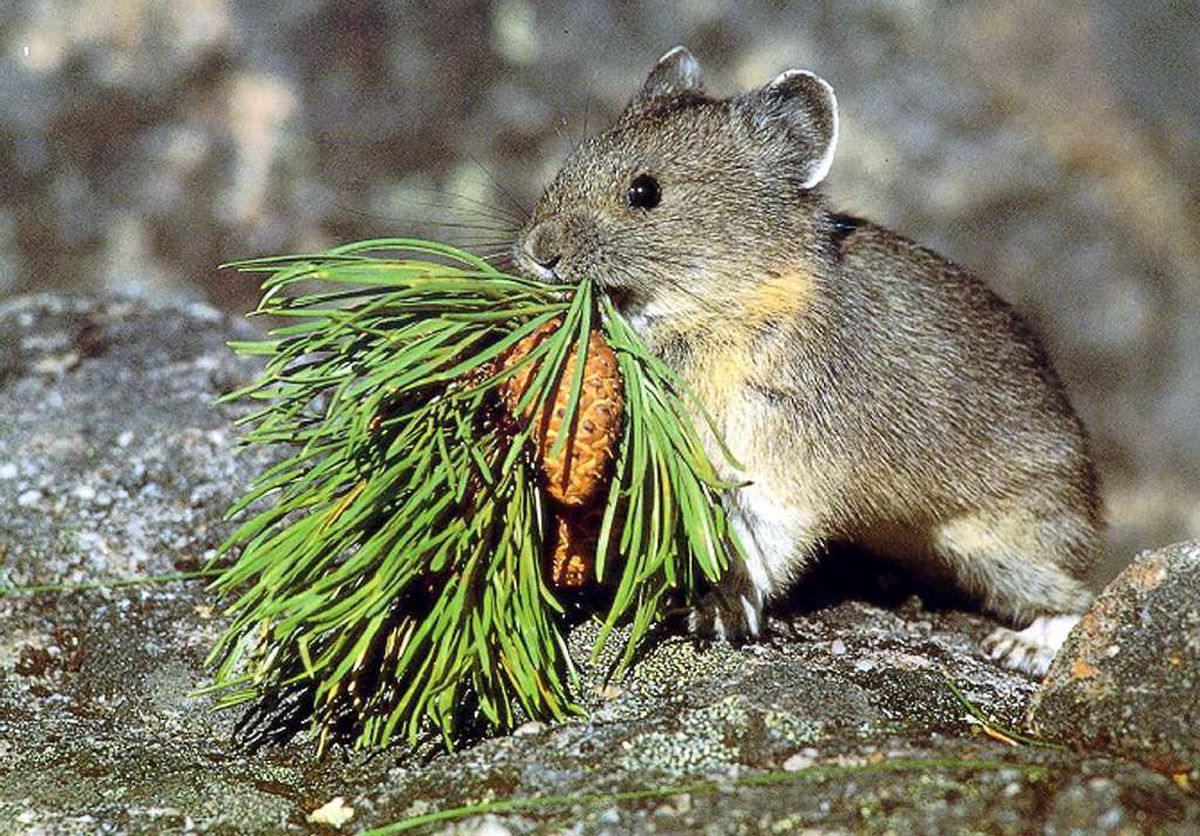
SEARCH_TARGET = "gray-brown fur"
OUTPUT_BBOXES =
[515,47,1102,662]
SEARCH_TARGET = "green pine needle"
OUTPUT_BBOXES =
[204,238,744,751]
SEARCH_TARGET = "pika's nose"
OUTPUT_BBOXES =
[523,218,565,270]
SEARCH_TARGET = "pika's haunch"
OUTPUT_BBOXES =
[514,46,1102,675]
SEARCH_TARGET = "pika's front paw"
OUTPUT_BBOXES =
[983,614,1080,677]
[687,589,764,643]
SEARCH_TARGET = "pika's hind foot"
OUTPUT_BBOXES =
[983,614,1080,677]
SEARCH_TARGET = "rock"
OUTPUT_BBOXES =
[1,294,1198,834]
[1028,540,1200,777]
[307,796,355,829]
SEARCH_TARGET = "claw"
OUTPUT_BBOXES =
[689,590,764,644]
[983,614,1080,677]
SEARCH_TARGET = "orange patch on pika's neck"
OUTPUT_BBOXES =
[640,266,817,356]
[649,266,816,414]
[739,268,815,325]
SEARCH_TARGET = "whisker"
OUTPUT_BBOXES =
[390,208,518,232]
[325,178,523,230]
[464,150,530,219]
[431,234,517,245]
[366,200,520,231]
[399,221,517,236]
[580,65,601,146]
[330,203,517,239]
[384,185,525,225]
[429,240,519,253]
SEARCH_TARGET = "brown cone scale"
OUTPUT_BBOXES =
[548,514,596,588]
[497,319,624,587]
[498,321,623,509]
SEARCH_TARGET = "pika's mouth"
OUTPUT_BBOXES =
[603,287,632,312]
[510,243,637,314]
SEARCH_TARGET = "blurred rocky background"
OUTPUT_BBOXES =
[1,0,1197,581]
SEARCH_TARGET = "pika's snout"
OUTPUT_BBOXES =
[516,212,599,284]
[525,219,564,269]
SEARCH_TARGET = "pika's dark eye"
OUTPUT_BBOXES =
[627,174,661,210]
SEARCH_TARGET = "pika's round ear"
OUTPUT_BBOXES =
[738,70,838,189]
[635,45,704,104]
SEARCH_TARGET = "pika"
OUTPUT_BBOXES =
[514,47,1101,674]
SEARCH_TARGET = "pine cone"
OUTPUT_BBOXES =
[498,320,623,509]
[548,513,595,588]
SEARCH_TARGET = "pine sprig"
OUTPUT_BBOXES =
[205,238,743,750]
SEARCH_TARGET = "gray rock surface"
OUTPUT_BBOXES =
[1029,540,1200,776]
[2,295,1198,833]
[2,1,1199,581]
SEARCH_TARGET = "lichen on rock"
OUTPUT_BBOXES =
[1029,540,1200,778]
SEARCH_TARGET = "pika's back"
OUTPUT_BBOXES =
[803,214,1099,532]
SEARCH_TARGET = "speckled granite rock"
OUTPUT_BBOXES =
[1028,541,1200,777]
[1,295,1197,834]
